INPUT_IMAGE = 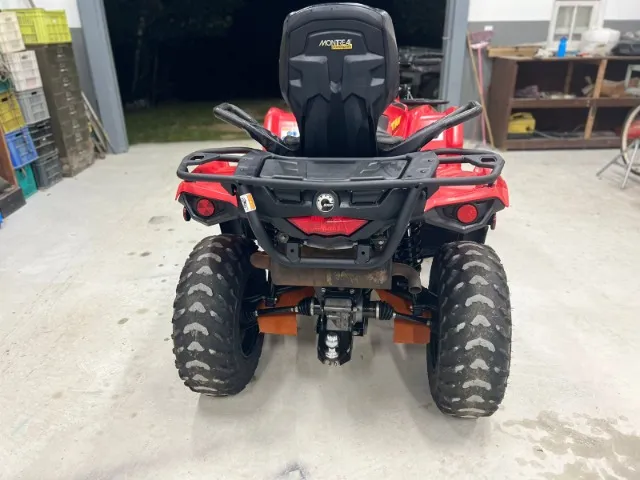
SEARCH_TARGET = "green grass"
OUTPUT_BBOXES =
[125,100,288,144]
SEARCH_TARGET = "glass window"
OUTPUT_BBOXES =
[547,1,602,50]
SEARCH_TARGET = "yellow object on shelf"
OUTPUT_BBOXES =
[0,91,26,134]
[8,9,71,45]
[508,112,536,135]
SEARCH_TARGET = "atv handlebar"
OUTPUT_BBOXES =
[402,98,450,106]
[214,101,482,157]
[213,103,296,156]
[380,101,483,157]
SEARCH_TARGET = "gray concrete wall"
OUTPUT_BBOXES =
[603,20,640,33]
[71,28,99,116]
[441,0,471,108]
[77,0,129,154]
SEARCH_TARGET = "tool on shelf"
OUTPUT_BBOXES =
[508,112,536,137]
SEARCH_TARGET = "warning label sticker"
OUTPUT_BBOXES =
[239,193,256,213]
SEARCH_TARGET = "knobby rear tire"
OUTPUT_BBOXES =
[172,235,264,396]
[427,241,512,418]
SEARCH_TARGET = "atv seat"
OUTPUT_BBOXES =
[279,3,400,158]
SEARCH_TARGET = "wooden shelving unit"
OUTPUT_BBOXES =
[487,56,640,150]
[510,98,591,109]
[503,136,620,150]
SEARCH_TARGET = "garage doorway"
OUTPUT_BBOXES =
[84,0,468,146]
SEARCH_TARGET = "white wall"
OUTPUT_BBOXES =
[469,0,554,22]
[469,0,640,23]
[0,0,80,27]
[605,1,640,21]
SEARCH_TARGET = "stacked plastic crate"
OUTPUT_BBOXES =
[0,11,39,198]
[10,9,84,188]
[11,8,93,178]
[34,43,94,177]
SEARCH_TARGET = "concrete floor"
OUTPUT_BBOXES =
[1,142,640,480]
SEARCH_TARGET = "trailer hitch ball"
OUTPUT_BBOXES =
[325,333,339,348]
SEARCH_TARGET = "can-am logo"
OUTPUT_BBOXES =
[319,39,353,50]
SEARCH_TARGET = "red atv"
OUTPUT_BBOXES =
[173,3,511,419]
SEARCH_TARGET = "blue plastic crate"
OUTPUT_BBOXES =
[6,126,37,168]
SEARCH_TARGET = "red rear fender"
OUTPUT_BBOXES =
[382,101,409,137]
[176,162,238,206]
[406,106,464,150]
[381,102,465,150]
[425,166,509,211]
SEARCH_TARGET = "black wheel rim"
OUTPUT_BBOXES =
[238,270,267,358]
[427,274,440,369]
[427,287,441,370]
[240,305,260,357]
[428,321,439,369]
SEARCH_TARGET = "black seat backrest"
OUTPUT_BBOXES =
[279,3,399,158]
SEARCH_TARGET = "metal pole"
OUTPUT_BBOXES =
[596,153,623,177]
[77,0,129,154]
[622,140,640,189]
[440,0,470,106]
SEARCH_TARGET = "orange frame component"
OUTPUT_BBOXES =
[257,287,314,336]
[257,287,431,345]
[376,290,431,345]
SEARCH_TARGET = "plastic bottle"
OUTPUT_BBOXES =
[557,37,568,58]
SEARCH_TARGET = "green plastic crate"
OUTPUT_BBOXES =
[16,163,37,198]
[8,8,71,45]
[0,78,12,94]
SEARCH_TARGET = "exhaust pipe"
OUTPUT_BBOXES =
[251,252,392,289]
[251,252,422,293]
[251,252,270,270]
[391,263,423,294]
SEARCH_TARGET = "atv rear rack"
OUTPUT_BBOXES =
[176,147,505,270]
[177,147,505,189]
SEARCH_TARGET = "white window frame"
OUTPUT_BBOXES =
[547,0,605,50]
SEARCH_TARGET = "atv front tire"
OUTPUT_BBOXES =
[427,242,512,418]
[172,235,265,396]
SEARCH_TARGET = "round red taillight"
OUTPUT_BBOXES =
[195,198,215,217]
[456,204,478,224]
